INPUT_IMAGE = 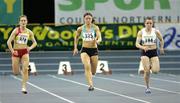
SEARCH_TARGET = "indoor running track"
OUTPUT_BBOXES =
[0,72,180,103]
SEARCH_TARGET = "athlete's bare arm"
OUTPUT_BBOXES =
[7,28,18,53]
[73,26,82,56]
[136,30,148,52]
[156,30,164,54]
[28,30,37,51]
[95,25,102,44]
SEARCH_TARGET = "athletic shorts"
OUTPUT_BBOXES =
[12,48,29,58]
[141,49,158,58]
[81,47,98,57]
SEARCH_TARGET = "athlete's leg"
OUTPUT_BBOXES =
[81,53,93,87]
[12,56,20,75]
[90,55,98,75]
[150,57,160,74]
[141,56,151,89]
[138,60,144,74]
[21,54,29,93]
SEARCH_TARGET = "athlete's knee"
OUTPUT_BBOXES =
[144,70,150,74]
[152,69,160,74]
[12,69,19,75]
[83,62,91,69]
[83,61,90,65]
[144,71,150,78]
[144,67,150,73]
[12,67,19,75]
[22,67,29,74]
[144,68,151,75]
[13,72,19,76]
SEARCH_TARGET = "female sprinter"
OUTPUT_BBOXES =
[73,12,102,91]
[136,17,164,94]
[7,15,37,94]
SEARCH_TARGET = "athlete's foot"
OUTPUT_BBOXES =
[88,86,94,91]
[145,88,151,94]
[21,88,27,94]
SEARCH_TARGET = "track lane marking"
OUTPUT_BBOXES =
[49,75,151,103]
[11,75,75,103]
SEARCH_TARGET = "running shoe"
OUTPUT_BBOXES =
[88,86,94,91]
[145,88,151,94]
[21,88,27,94]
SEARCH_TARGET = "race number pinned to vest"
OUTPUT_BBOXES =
[16,34,28,44]
[96,60,112,75]
[29,62,37,75]
[58,61,73,75]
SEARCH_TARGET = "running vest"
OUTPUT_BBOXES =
[15,27,30,45]
[81,24,96,41]
[141,28,157,45]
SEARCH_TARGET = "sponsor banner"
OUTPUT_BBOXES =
[0,24,143,51]
[155,23,180,50]
[55,0,180,25]
[0,0,22,25]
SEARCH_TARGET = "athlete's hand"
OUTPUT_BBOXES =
[27,47,31,52]
[142,46,149,52]
[160,48,164,55]
[12,50,18,56]
[73,48,78,56]
[95,37,101,44]
[96,39,101,44]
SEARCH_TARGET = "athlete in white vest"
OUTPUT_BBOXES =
[73,12,102,91]
[136,17,164,94]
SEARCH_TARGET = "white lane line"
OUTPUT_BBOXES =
[11,75,75,103]
[150,77,180,84]
[130,74,180,84]
[94,76,180,95]
[48,75,151,103]
[0,94,1,103]
[0,95,2,103]
[168,74,177,77]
